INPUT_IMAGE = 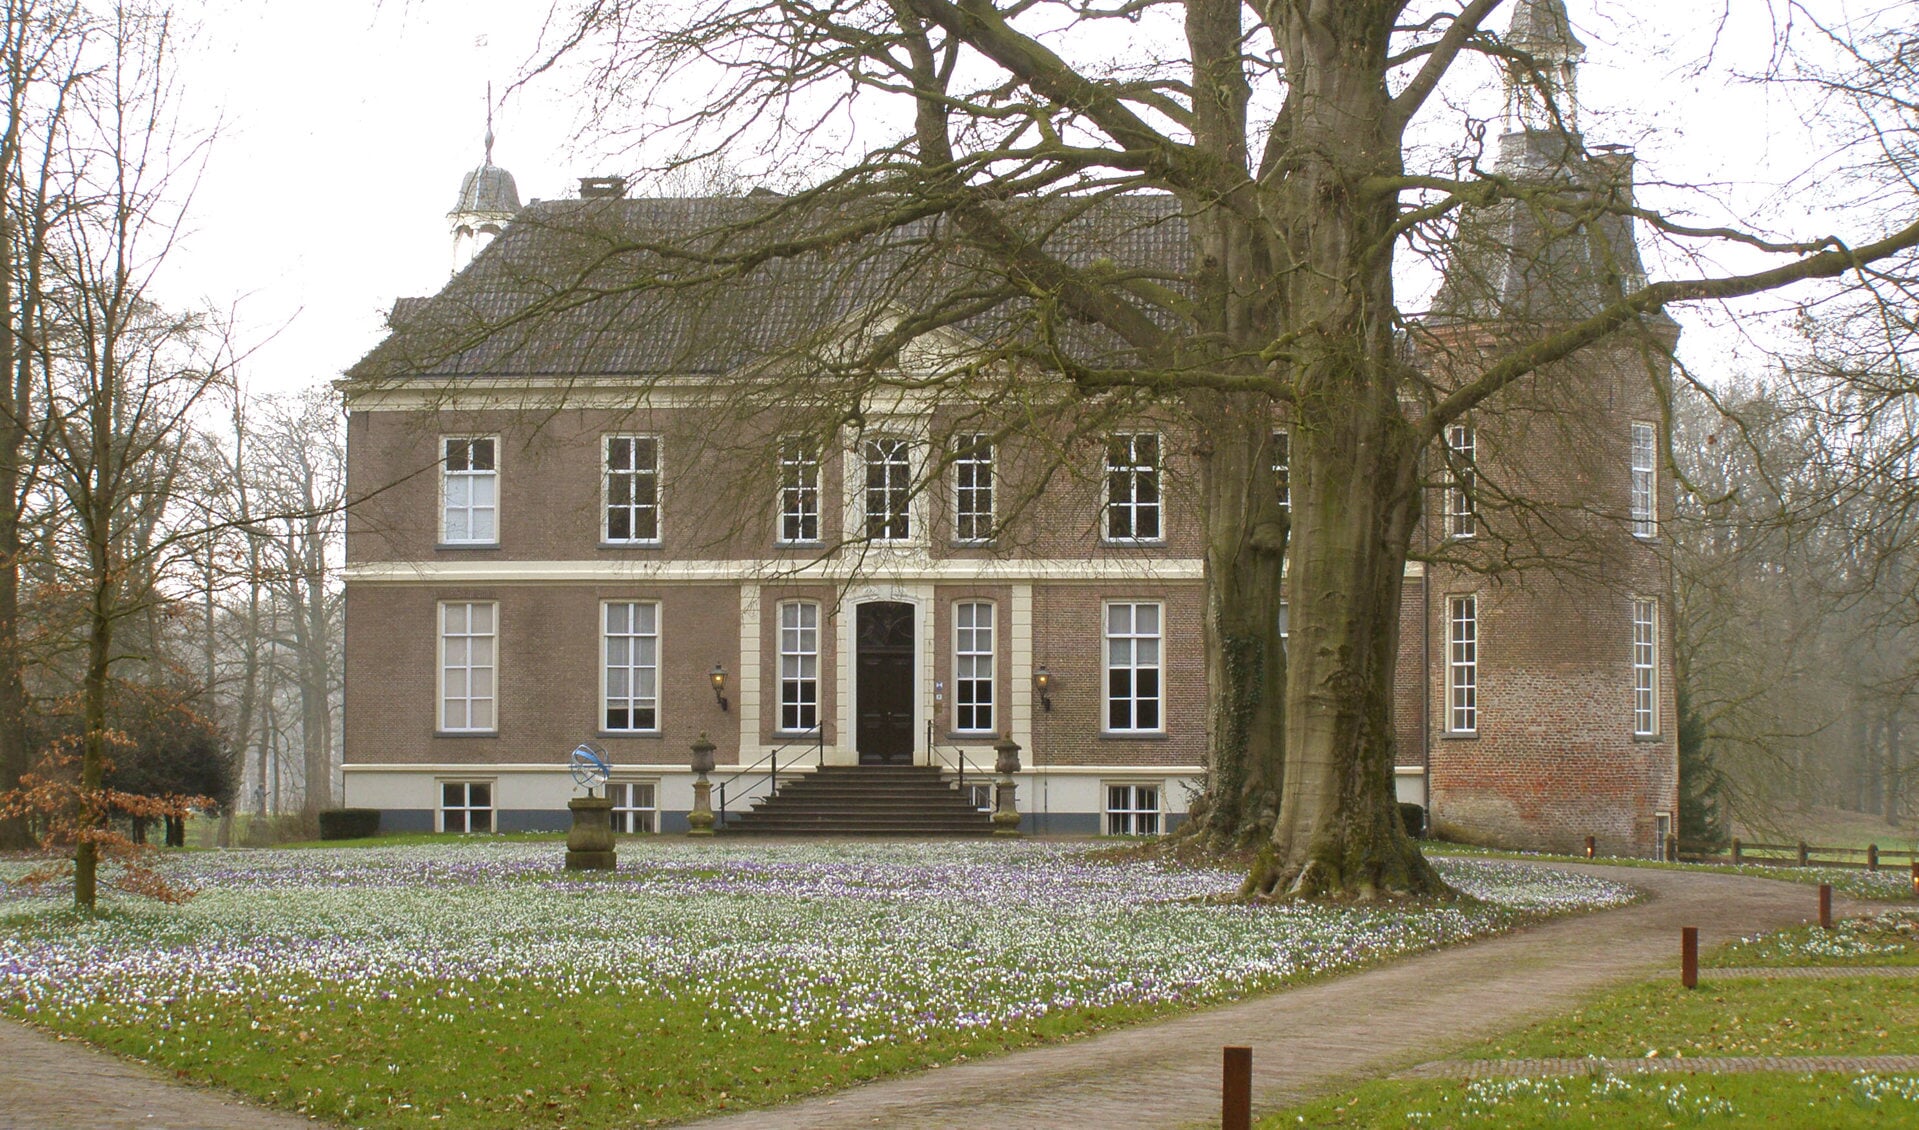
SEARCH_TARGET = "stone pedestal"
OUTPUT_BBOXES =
[687,733,717,836]
[566,795,617,870]
[992,735,1022,836]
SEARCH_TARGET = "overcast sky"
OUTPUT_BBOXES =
[157,0,1864,399]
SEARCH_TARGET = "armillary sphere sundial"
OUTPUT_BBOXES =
[569,741,610,796]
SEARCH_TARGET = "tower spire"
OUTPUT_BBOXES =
[1504,0,1585,133]
[485,82,496,166]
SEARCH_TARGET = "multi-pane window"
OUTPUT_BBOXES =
[1105,433,1162,542]
[1630,422,1657,538]
[779,601,820,731]
[778,439,820,544]
[1448,595,1478,733]
[864,438,912,540]
[1445,424,1475,539]
[603,601,659,732]
[441,437,497,544]
[440,781,493,833]
[604,436,661,543]
[953,435,994,542]
[966,782,994,812]
[1633,598,1659,736]
[609,781,658,834]
[1105,602,1163,732]
[440,601,496,732]
[953,601,995,733]
[1105,784,1161,836]
[1272,430,1290,513]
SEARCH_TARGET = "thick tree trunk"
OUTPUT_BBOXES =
[1181,394,1287,849]
[1246,406,1444,899]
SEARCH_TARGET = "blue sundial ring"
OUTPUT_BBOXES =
[569,743,611,790]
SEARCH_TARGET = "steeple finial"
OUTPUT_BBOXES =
[484,82,496,166]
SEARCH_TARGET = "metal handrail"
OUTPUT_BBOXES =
[923,721,993,801]
[714,725,824,828]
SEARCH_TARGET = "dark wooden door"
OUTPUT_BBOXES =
[856,602,915,764]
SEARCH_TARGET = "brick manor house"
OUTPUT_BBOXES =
[339,2,1678,852]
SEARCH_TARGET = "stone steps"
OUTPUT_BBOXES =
[722,764,996,836]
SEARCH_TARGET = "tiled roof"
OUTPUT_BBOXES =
[1430,130,1648,325]
[347,193,1190,382]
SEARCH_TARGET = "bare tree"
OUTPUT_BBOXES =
[459,0,1919,897]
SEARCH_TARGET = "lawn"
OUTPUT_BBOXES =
[1267,909,1919,1128]
[0,840,1631,1127]
[1424,842,1919,901]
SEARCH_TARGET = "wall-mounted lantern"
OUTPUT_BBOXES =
[1035,665,1052,713]
[710,663,730,712]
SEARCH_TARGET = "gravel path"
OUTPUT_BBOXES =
[0,861,1885,1129]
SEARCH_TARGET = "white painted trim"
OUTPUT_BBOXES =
[599,599,662,735]
[738,584,761,750]
[342,761,1207,776]
[343,557,1208,584]
[1010,585,1033,750]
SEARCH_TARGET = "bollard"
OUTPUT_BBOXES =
[1666,833,1679,863]
[1819,883,1833,930]
[1222,1046,1252,1130]
[1798,841,1809,867]
[1868,844,1879,873]
[1585,835,1596,860]
[1731,837,1742,865]
[1681,926,1699,990]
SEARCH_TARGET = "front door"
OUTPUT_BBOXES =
[856,602,915,764]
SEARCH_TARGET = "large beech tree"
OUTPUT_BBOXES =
[520,0,1919,897]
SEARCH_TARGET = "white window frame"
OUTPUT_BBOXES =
[609,780,659,834]
[1105,432,1163,544]
[602,600,661,734]
[438,779,495,833]
[1633,597,1659,736]
[438,600,497,733]
[440,435,499,545]
[953,601,995,734]
[778,600,821,733]
[1104,601,1164,733]
[603,435,662,545]
[862,436,913,542]
[1271,430,1290,513]
[1105,783,1162,836]
[1278,602,1290,660]
[952,434,995,543]
[1630,422,1657,538]
[777,438,821,545]
[1445,424,1475,539]
[1448,595,1478,734]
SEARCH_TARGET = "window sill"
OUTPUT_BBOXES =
[774,540,824,550]
[945,731,998,743]
[950,539,996,549]
[599,541,663,550]
[598,731,663,740]
[1633,732,1665,743]
[1439,730,1479,741]
[434,731,499,738]
[437,542,501,551]
[1099,731,1169,741]
[1100,539,1167,549]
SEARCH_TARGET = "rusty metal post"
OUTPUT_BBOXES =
[1798,840,1809,867]
[1222,1046,1251,1130]
[1681,926,1698,990]
[1585,835,1595,860]
[1819,883,1833,930]
[1868,844,1879,872]
[1666,834,1679,863]
[1730,837,1742,865]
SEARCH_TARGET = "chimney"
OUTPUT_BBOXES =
[579,175,628,199]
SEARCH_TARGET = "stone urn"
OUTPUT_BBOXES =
[566,795,617,870]
[991,735,1022,836]
[687,732,717,836]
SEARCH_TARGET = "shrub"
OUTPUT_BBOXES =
[318,808,381,841]
[1399,802,1427,839]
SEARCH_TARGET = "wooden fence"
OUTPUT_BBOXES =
[1675,837,1919,871]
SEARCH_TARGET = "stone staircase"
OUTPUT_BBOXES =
[720,764,995,836]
